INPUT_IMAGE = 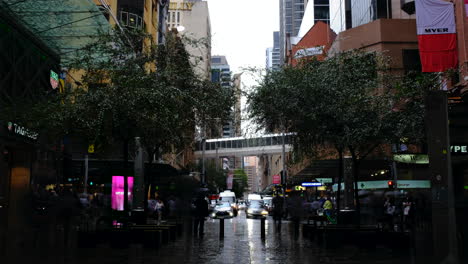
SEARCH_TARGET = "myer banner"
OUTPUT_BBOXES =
[416,0,457,72]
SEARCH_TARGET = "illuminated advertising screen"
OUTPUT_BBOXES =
[111,176,134,211]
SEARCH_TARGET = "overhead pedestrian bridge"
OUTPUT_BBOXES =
[194,133,294,158]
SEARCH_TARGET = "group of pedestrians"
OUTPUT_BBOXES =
[30,185,86,247]
[383,196,415,231]
[147,194,181,225]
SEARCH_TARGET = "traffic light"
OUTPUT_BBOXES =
[387,180,394,189]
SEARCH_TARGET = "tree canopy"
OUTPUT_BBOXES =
[3,28,234,163]
[248,50,436,217]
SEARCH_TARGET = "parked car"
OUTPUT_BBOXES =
[210,201,234,219]
[245,200,268,219]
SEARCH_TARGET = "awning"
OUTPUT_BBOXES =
[1,0,111,64]
[289,160,339,185]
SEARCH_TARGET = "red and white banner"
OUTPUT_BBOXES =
[227,171,233,190]
[416,0,457,72]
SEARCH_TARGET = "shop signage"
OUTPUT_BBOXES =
[7,122,38,140]
[316,178,333,184]
[294,46,324,59]
[450,145,468,154]
[111,176,134,211]
[302,182,322,187]
[50,70,59,89]
[272,174,281,184]
[332,180,431,191]
[169,2,194,10]
[393,154,429,164]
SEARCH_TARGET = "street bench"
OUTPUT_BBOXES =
[315,225,380,249]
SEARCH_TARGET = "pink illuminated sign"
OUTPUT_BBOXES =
[273,174,281,184]
[111,176,134,211]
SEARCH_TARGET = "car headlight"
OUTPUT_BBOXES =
[229,212,233,216]
[211,213,216,217]
[247,209,253,214]
[261,210,268,215]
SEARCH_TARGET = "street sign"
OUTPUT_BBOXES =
[88,144,95,153]
[272,174,281,184]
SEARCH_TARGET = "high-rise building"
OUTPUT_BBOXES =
[167,0,211,80]
[266,47,274,69]
[329,0,414,35]
[244,156,259,193]
[279,0,308,65]
[211,55,239,138]
[296,0,330,41]
[266,32,281,70]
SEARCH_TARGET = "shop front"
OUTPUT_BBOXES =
[0,7,60,253]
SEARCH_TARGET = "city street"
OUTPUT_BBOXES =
[5,211,412,264]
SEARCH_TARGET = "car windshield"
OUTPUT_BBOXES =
[220,197,235,203]
[215,202,231,209]
[249,202,264,208]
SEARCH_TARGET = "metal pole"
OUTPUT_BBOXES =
[443,93,459,264]
[84,154,88,194]
[261,217,266,240]
[216,144,219,172]
[133,137,144,210]
[392,160,398,200]
[219,218,224,239]
[281,131,286,185]
[201,124,206,185]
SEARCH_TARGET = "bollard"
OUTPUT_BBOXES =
[219,218,224,239]
[260,217,266,240]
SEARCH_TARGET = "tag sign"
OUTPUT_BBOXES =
[7,122,38,140]
[302,182,322,187]
[88,144,95,153]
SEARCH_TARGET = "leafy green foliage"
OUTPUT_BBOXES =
[232,168,248,198]
[248,50,434,216]
[2,28,234,163]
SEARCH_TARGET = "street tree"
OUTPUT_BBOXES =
[248,50,433,222]
[3,28,234,212]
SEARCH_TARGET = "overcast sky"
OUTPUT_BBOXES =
[208,0,279,73]
[207,0,279,135]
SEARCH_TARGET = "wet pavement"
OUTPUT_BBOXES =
[4,211,413,264]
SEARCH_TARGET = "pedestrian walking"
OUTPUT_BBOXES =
[272,193,284,230]
[155,197,165,225]
[168,196,177,219]
[402,196,413,231]
[193,194,208,237]
[147,195,158,224]
[383,197,395,231]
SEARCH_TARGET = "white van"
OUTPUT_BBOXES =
[247,193,262,202]
[219,190,237,216]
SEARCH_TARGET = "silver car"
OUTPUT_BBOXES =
[245,201,269,218]
[210,201,234,219]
